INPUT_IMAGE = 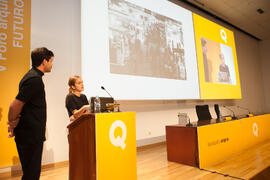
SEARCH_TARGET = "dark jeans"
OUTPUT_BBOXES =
[16,141,44,180]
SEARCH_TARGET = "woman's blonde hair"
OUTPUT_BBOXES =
[68,75,81,93]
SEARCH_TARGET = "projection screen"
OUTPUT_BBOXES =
[81,0,200,100]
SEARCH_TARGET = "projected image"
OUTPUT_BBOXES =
[108,0,187,80]
[201,37,236,85]
[82,0,199,100]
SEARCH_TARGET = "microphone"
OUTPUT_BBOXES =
[101,86,113,99]
[101,86,120,112]
[237,106,253,117]
[223,106,237,120]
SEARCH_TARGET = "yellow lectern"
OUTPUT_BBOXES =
[67,112,137,180]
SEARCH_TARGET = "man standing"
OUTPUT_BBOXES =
[7,47,54,180]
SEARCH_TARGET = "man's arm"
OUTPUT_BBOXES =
[7,99,25,137]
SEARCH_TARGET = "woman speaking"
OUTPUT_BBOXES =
[65,76,90,121]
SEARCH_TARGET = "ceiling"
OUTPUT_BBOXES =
[185,0,270,41]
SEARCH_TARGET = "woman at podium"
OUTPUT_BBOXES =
[65,76,90,121]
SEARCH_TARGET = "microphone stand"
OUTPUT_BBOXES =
[237,106,252,117]
[102,87,113,99]
[101,86,121,112]
[223,106,237,120]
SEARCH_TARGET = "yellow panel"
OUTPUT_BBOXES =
[198,114,270,168]
[197,120,242,168]
[193,13,241,99]
[0,0,31,168]
[96,112,137,180]
[241,114,270,149]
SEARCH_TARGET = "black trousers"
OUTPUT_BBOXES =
[16,141,44,180]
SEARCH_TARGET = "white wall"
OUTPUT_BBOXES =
[31,0,81,165]
[260,39,270,113]
[233,31,265,113]
[30,0,267,165]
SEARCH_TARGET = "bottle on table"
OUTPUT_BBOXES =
[94,96,101,113]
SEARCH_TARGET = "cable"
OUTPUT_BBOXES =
[200,168,246,180]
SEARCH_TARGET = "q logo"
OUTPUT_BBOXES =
[109,120,127,150]
[220,29,227,43]
[253,122,258,137]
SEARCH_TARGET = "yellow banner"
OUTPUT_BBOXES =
[96,112,137,180]
[193,13,241,99]
[0,0,31,168]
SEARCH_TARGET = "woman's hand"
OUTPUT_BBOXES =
[72,104,91,119]
[83,105,90,113]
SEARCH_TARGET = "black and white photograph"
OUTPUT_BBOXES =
[108,0,187,80]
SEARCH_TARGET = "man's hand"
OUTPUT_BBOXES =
[7,99,24,138]
[7,116,20,138]
[7,116,20,128]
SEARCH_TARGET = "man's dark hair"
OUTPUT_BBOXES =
[31,47,54,67]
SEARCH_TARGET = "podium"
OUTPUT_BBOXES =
[67,112,137,180]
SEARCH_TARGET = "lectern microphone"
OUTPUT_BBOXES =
[101,86,120,112]
[223,106,237,120]
[101,86,113,99]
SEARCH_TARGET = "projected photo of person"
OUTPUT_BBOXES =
[201,38,210,82]
[108,0,187,80]
[218,53,231,83]
[200,37,236,85]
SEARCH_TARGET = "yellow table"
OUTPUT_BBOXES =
[198,114,270,168]
[166,114,270,169]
